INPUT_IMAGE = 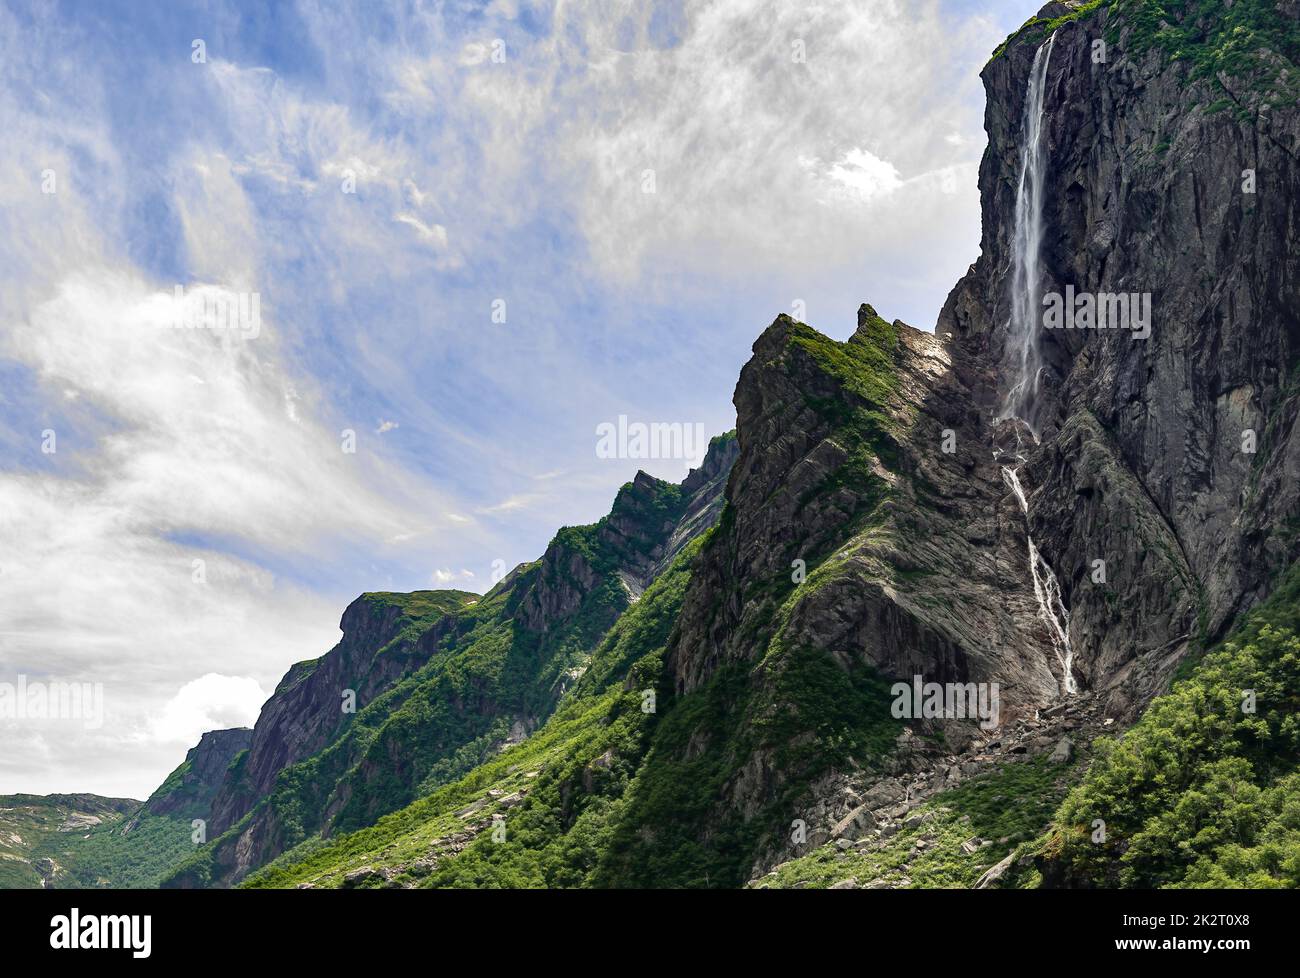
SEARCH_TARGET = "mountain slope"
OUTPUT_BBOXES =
[18,0,1299,893]
[162,433,738,887]
[242,533,707,889]
[233,303,1092,889]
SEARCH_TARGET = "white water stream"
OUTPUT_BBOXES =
[1001,462,1077,695]
[998,31,1057,432]
[997,32,1076,697]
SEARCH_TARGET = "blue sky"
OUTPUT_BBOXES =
[0,0,1030,796]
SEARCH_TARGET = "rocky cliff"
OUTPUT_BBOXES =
[941,0,1300,717]
[206,592,475,836]
[147,727,252,819]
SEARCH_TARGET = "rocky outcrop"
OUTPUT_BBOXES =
[518,434,737,629]
[751,691,1111,885]
[670,305,1064,715]
[145,727,252,819]
[207,593,472,835]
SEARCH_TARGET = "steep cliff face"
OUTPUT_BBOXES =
[163,434,737,887]
[610,0,1300,884]
[940,0,1300,716]
[207,592,474,836]
[670,306,1066,712]
[146,726,252,819]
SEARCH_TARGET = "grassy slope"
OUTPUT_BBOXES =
[168,458,709,887]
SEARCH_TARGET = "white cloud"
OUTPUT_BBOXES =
[477,493,539,515]
[522,0,997,288]
[0,268,490,793]
[148,674,267,745]
[432,568,476,584]
[394,213,451,253]
[825,148,905,201]
[0,24,500,795]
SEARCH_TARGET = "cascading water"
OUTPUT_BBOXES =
[1001,462,1077,695]
[998,31,1057,434]
[996,31,1076,697]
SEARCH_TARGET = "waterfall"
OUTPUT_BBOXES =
[996,32,1076,698]
[998,31,1057,434]
[1001,462,1077,695]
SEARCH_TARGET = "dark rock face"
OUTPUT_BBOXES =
[941,1,1300,716]
[660,309,1075,867]
[658,2,1300,880]
[146,727,251,819]
[671,309,1063,718]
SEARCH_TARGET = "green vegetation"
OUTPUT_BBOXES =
[243,538,707,889]
[0,795,135,888]
[361,590,480,657]
[167,559,624,885]
[1039,561,1300,887]
[989,0,1109,64]
[782,312,900,550]
[989,0,1300,110]
[246,536,902,889]
[595,646,901,888]
[34,810,200,889]
[1113,0,1299,100]
[0,786,216,890]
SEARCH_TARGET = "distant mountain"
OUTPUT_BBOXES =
[0,728,251,889]
[0,794,139,888]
